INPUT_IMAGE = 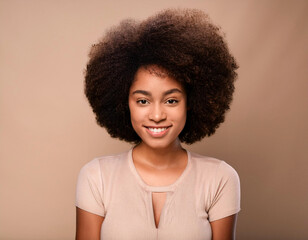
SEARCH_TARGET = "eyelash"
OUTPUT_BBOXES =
[165,99,178,104]
[137,99,149,105]
[136,99,178,105]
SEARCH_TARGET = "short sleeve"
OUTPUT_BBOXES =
[208,161,241,222]
[75,158,105,216]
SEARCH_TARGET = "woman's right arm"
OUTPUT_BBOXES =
[76,207,104,240]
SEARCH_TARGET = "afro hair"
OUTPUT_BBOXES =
[84,8,238,144]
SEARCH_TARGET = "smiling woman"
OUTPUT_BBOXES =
[128,65,187,150]
[76,8,240,240]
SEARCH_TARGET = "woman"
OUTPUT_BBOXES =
[76,9,240,240]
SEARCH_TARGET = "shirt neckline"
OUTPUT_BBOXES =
[127,148,192,192]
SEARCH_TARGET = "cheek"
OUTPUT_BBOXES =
[180,113,187,128]
[129,103,143,126]
[174,105,187,121]
[178,108,187,130]
[128,104,136,123]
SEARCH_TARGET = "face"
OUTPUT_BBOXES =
[128,66,187,150]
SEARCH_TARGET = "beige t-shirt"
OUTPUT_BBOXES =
[76,149,240,240]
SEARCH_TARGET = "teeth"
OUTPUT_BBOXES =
[148,127,167,133]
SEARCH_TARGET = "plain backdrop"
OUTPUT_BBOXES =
[1,0,307,239]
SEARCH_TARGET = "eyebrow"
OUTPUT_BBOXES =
[132,88,183,96]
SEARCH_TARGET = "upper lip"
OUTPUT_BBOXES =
[144,125,172,128]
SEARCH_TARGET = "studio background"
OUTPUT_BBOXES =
[1,0,307,239]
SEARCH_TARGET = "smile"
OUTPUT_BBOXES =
[148,127,167,133]
[144,126,171,137]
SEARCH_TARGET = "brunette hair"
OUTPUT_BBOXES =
[85,8,238,144]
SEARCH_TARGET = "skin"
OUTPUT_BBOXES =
[76,208,104,240]
[76,65,238,240]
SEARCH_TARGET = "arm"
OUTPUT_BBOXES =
[75,159,105,239]
[210,214,238,240]
[76,207,104,240]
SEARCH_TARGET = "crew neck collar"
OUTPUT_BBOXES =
[127,148,192,192]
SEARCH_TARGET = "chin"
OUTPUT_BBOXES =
[141,138,181,150]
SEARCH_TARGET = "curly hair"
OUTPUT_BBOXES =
[85,8,238,144]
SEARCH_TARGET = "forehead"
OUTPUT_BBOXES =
[130,66,185,93]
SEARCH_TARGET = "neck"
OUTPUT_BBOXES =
[132,140,186,169]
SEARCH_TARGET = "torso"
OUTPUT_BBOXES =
[76,149,241,240]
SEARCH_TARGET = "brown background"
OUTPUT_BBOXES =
[1,0,307,239]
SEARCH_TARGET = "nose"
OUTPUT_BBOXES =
[149,103,167,123]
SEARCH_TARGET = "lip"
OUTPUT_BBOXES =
[144,125,171,137]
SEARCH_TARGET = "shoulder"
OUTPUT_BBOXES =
[189,151,240,182]
[81,151,128,171]
[76,152,130,217]
[188,151,241,220]
[78,150,130,182]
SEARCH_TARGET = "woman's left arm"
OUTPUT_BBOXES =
[210,214,238,240]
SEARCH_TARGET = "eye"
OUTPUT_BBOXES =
[166,99,178,104]
[137,99,149,105]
